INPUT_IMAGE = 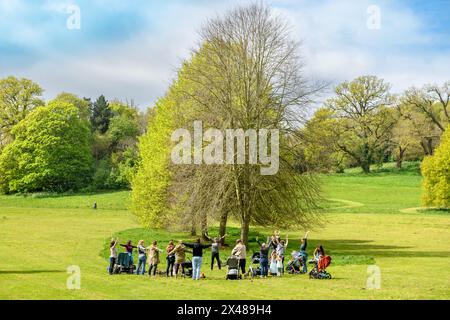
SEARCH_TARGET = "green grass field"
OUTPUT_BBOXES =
[1,162,449,300]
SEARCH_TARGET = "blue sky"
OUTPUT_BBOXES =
[0,0,449,108]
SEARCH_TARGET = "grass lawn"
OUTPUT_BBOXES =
[0,162,449,300]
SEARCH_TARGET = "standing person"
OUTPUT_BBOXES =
[120,240,137,264]
[267,233,279,255]
[276,235,288,274]
[169,240,190,278]
[299,231,310,273]
[231,239,247,275]
[205,232,227,270]
[136,240,148,275]
[269,251,278,276]
[183,239,211,280]
[276,255,284,277]
[148,241,163,276]
[165,240,176,277]
[256,237,270,278]
[109,238,118,275]
[313,244,325,261]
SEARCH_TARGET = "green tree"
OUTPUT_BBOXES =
[0,101,93,193]
[325,75,395,173]
[0,76,44,147]
[52,92,91,121]
[90,95,113,133]
[422,125,450,208]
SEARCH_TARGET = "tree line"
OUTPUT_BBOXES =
[0,76,147,193]
[301,76,449,173]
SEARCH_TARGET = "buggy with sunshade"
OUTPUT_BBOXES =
[113,252,136,274]
[225,255,242,280]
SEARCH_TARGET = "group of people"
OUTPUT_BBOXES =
[108,230,325,280]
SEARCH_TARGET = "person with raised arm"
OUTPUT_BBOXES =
[204,232,228,271]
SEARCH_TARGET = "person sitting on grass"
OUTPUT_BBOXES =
[120,240,137,264]
[299,231,310,273]
[256,237,270,278]
[168,240,191,278]
[166,240,176,277]
[183,239,212,280]
[136,240,148,275]
[148,241,163,276]
[109,238,118,275]
[204,232,228,271]
[231,239,247,274]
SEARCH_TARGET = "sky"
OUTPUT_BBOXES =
[1,0,449,109]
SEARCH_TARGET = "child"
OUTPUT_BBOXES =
[269,251,278,276]
[276,255,283,276]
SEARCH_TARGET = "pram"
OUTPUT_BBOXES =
[225,255,242,280]
[113,252,136,274]
[309,255,332,279]
[183,259,193,277]
[286,251,307,274]
[247,252,262,278]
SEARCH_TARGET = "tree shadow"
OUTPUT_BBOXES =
[0,270,65,275]
[306,239,450,259]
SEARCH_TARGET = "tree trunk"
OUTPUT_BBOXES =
[240,219,250,247]
[218,211,228,246]
[396,147,406,168]
[361,161,371,173]
[190,215,197,236]
[201,211,208,241]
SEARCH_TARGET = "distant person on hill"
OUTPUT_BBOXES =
[120,240,137,264]
[204,232,228,270]
[109,238,118,275]
[148,241,163,276]
[165,240,176,277]
[183,239,212,280]
[231,239,247,274]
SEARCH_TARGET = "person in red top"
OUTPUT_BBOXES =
[120,240,137,264]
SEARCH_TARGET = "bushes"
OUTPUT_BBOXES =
[422,126,450,208]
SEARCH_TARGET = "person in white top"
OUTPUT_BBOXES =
[109,237,118,275]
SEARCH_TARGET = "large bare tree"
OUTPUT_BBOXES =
[171,4,323,244]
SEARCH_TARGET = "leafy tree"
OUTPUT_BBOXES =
[422,125,450,208]
[52,92,91,121]
[0,101,93,193]
[403,82,450,133]
[0,76,44,147]
[301,108,349,172]
[325,75,395,173]
[90,95,113,133]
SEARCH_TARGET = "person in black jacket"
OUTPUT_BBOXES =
[256,237,270,278]
[183,239,211,280]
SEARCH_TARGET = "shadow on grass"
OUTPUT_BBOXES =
[101,228,449,267]
[0,270,65,275]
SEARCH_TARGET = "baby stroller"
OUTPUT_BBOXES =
[113,253,136,274]
[286,251,302,274]
[225,255,242,280]
[247,252,262,278]
[309,255,332,279]
[183,259,193,277]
